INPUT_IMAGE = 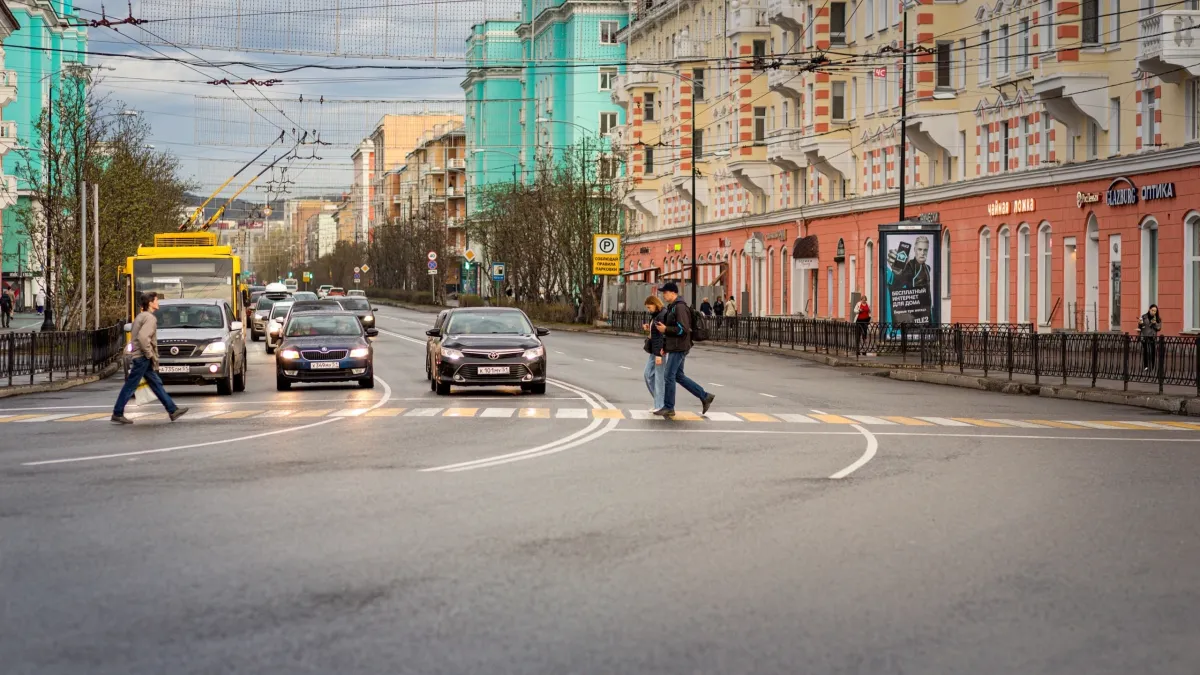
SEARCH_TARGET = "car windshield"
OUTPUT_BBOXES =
[285,314,362,337]
[338,298,370,311]
[446,311,532,335]
[269,303,293,320]
[155,304,225,329]
[292,292,318,301]
[256,296,277,310]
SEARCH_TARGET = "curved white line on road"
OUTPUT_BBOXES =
[446,419,621,472]
[829,424,878,480]
[420,418,606,472]
[21,377,394,467]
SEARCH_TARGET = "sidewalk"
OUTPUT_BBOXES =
[0,312,44,334]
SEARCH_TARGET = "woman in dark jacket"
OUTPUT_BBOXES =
[1138,304,1162,372]
[642,295,667,413]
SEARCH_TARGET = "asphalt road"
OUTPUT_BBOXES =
[2,305,1199,674]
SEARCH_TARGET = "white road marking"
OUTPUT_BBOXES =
[612,429,1200,443]
[703,411,744,422]
[708,383,724,387]
[845,415,895,426]
[256,410,295,418]
[988,419,1049,428]
[830,425,879,480]
[406,408,444,417]
[178,410,229,420]
[759,393,777,398]
[915,417,973,427]
[1118,420,1179,430]
[375,328,428,346]
[480,408,516,418]
[630,410,661,420]
[774,414,817,424]
[555,408,589,419]
[16,414,76,423]
[810,409,828,415]
[555,351,565,355]
[1061,420,1121,430]
[330,408,369,417]
[620,366,633,370]
[21,376,393,467]
[584,358,595,362]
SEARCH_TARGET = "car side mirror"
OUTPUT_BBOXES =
[425,328,441,337]
[366,327,379,338]
[230,321,243,331]
[123,322,133,332]
[536,327,551,337]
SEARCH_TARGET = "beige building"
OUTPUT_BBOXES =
[395,123,468,255]
[367,113,464,228]
[614,0,1200,334]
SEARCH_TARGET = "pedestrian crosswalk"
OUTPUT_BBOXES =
[3,408,1200,431]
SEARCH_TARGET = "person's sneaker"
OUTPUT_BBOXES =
[110,415,133,425]
[701,393,716,415]
[168,407,189,422]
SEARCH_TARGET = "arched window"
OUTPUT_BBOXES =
[767,247,776,315]
[979,227,992,323]
[1141,216,1159,314]
[781,246,789,314]
[941,229,952,323]
[1017,224,1031,323]
[1038,222,1053,325]
[1186,212,1200,331]
[864,239,875,304]
[997,226,1011,323]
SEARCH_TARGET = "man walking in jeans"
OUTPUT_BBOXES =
[112,292,188,424]
[653,282,715,418]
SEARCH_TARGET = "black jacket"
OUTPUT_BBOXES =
[700,301,713,316]
[0,294,11,312]
[662,299,693,353]
[647,308,666,355]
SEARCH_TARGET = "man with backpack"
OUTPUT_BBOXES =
[652,282,716,418]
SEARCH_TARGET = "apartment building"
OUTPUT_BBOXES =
[614,0,1200,335]
[350,141,375,244]
[396,123,468,255]
[366,112,463,230]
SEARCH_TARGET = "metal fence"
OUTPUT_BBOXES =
[610,311,1197,394]
[1,325,126,387]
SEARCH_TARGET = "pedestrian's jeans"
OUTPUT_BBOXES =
[114,357,178,417]
[643,353,666,411]
[663,351,708,411]
[1142,337,1158,370]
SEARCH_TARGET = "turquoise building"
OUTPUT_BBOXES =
[1,0,87,302]
[463,0,628,210]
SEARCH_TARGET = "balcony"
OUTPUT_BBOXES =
[905,117,959,163]
[768,68,804,98]
[676,37,707,61]
[729,156,773,201]
[448,158,466,170]
[1138,10,1200,82]
[767,0,804,32]
[0,70,16,107]
[766,127,808,171]
[1033,73,1110,134]
[446,186,464,198]
[801,137,852,182]
[0,121,17,156]
[727,4,769,37]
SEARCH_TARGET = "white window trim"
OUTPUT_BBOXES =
[598,67,617,91]
[1186,211,1200,331]
[979,228,992,322]
[865,239,875,302]
[998,227,1011,323]
[1141,216,1160,314]
[599,20,619,45]
[1018,224,1031,323]
[1038,222,1053,326]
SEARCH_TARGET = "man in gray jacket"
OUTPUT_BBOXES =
[112,292,188,424]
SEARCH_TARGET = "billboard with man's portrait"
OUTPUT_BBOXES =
[877,223,942,327]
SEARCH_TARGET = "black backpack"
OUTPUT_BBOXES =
[684,304,709,343]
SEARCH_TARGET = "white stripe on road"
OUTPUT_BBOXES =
[178,410,229,420]
[479,408,516,418]
[830,425,879,480]
[915,417,973,427]
[987,419,1049,428]
[703,411,744,422]
[1117,420,1179,430]
[630,410,660,420]
[845,415,895,426]
[330,408,368,417]
[256,410,295,418]
[759,393,777,398]
[1061,420,1123,430]
[16,414,76,423]
[620,366,633,370]
[555,408,589,419]
[406,408,443,417]
[708,383,724,387]
[774,414,816,424]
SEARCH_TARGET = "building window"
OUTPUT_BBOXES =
[980,30,990,83]
[693,68,705,100]
[865,239,875,300]
[936,42,952,88]
[1142,217,1159,313]
[1043,0,1054,50]
[806,83,815,123]
[599,21,619,45]
[999,25,1010,75]
[876,0,886,32]
[1188,213,1200,331]
[599,67,617,91]
[1038,223,1053,325]
[998,227,1011,323]
[1110,97,1121,155]
[866,73,875,112]
[830,2,847,44]
[644,146,654,174]
[874,72,885,113]
[1188,80,1200,141]
[865,0,874,34]
[782,100,790,128]
[644,92,656,121]
[981,122,990,176]
[693,128,704,159]
[1019,18,1030,71]
[752,40,767,70]
[754,107,767,141]
[1018,224,1031,323]
[598,156,617,180]
[1143,87,1156,148]
[979,228,992,323]
[1082,0,1100,45]
[599,111,618,135]
[850,78,857,119]
[1002,121,1010,172]
[832,81,846,120]
[1041,112,1053,163]
[806,3,816,48]
[1087,120,1099,160]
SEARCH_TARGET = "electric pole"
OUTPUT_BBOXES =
[898,9,909,222]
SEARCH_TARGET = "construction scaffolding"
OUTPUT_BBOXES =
[138,0,522,59]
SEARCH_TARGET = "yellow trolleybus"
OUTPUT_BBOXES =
[121,231,244,322]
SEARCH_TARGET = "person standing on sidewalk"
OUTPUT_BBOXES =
[0,288,12,328]
[641,295,667,414]
[653,282,715,418]
[112,292,188,425]
[700,297,713,318]
[853,296,872,354]
[1138,304,1162,372]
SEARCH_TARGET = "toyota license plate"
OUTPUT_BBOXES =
[477,366,510,375]
[158,365,190,374]
[310,362,340,369]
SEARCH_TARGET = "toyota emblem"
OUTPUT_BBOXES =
[488,352,500,360]
[169,346,180,355]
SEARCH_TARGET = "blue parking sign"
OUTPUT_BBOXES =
[491,262,506,281]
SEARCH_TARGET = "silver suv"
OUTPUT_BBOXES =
[127,298,249,395]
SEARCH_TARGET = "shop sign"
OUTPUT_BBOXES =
[1012,198,1035,214]
[796,257,819,270]
[1076,192,1101,208]
[1141,182,1176,202]
[915,212,940,224]
[1105,177,1138,207]
[987,200,1010,216]
[987,199,1035,217]
[765,229,787,241]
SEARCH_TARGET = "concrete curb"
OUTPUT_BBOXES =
[0,361,120,399]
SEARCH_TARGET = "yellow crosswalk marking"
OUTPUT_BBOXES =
[1158,421,1200,430]
[737,412,778,422]
[291,409,333,417]
[592,408,625,419]
[810,413,856,424]
[0,414,41,423]
[365,408,404,417]
[672,411,703,421]
[952,418,1010,427]
[443,408,478,417]
[60,412,111,422]
[882,416,934,426]
[214,410,260,419]
[1093,421,1158,430]
[1027,420,1087,429]
[518,408,549,419]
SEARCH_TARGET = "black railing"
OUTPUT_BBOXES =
[1,324,126,387]
[610,311,1198,394]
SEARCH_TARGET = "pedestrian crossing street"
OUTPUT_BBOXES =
[3,407,1200,431]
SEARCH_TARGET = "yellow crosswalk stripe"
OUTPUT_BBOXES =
[672,411,703,421]
[592,408,625,419]
[364,408,404,417]
[60,412,111,422]
[737,412,778,422]
[810,413,856,424]
[1027,420,1087,429]
[518,408,549,419]
[1084,421,1146,430]
[291,409,333,417]
[214,410,261,419]
[1157,421,1200,430]
[0,414,42,423]
[951,418,1010,428]
[443,408,478,417]
[882,416,934,426]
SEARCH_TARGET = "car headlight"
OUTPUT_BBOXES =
[349,347,370,358]
[362,314,375,324]
[523,346,545,360]
[441,347,463,361]
[280,349,301,360]
[201,341,227,355]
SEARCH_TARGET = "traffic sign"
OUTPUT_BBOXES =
[464,248,478,263]
[360,264,370,273]
[592,234,621,276]
[287,271,293,278]
[427,251,438,262]
[428,269,438,275]
[354,266,361,274]
[427,260,438,270]
[491,262,506,281]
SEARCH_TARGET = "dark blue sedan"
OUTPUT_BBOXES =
[275,311,378,390]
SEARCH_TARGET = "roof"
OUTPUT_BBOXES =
[0,4,19,33]
[158,298,223,305]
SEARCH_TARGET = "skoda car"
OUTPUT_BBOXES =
[132,298,248,395]
[427,308,550,395]
[275,311,378,390]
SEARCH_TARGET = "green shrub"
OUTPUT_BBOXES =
[459,294,485,307]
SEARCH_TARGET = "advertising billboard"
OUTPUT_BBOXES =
[877,223,941,327]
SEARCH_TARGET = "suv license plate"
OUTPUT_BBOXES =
[159,365,189,374]
[310,362,339,369]
[478,366,510,375]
